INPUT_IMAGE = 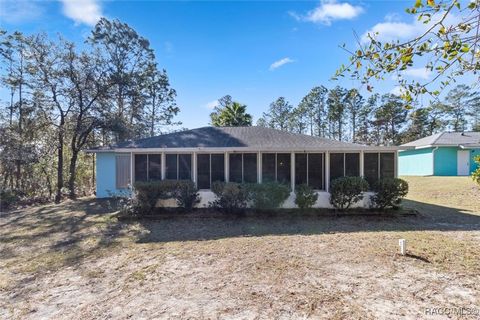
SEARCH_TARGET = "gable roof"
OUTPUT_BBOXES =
[401,131,480,148]
[88,126,399,152]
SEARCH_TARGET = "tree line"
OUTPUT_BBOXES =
[0,19,180,203]
[211,85,479,145]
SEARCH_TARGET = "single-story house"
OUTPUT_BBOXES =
[87,126,400,208]
[398,131,480,176]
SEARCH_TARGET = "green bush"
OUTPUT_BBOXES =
[329,176,369,210]
[248,182,290,210]
[133,180,199,214]
[371,178,409,210]
[0,189,21,211]
[472,155,480,187]
[174,180,200,210]
[294,184,319,210]
[210,182,250,212]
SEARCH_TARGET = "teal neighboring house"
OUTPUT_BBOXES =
[398,132,480,176]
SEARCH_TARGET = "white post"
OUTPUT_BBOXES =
[161,152,166,180]
[257,152,262,183]
[325,152,330,192]
[360,150,365,177]
[130,152,134,186]
[399,239,406,255]
[290,152,295,191]
[192,152,197,184]
[224,151,229,182]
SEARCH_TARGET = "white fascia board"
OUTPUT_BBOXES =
[112,146,400,153]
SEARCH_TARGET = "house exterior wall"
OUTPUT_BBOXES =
[96,152,131,198]
[95,150,396,208]
[398,148,433,176]
[433,147,458,176]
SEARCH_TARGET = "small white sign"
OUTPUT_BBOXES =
[399,239,406,255]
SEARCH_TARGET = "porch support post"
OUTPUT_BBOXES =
[257,152,262,183]
[290,152,295,191]
[394,150,398,178]
[225,151,229,182]
[192,152,197,184]
[161,152,166,180]
[130,152,134,186]
[360,150,365,177]
[325,151,330,192]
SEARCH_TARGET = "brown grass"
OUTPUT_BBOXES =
[1,177,479,319]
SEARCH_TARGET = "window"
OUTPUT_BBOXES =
[134,154,148,182]
[329,153,360,182]
[363,152,395,187]
[262,153,276,183]
[364,153,379,187]
[229,153,257,183]
[134,154,161,182]
[148,155,162,180]
[178,154,192,180]
[165,154,192,180]
[116,154,131,189]
[261,153,291,185]
[380,153,395,179]
[197,154,225,189]
[295,153,324,190]
[243,153,257,183]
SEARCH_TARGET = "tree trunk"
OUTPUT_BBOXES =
[68,150,79,199]
[55,117,65,203]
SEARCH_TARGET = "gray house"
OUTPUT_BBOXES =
[88,126,400,208]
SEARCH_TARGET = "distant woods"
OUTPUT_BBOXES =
[0,19,180,202]
[257,85,479,145]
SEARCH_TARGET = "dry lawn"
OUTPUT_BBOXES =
[1,176,480,319]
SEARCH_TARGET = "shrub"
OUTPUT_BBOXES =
[472,155,480,187]
[248,182,290,210]
[329,176,369,210]
[0,189,21,210]
[294,184,318,210]
[371,178,409,210]
[210,182,250,212]
[173,180,200,210]
[133,180,199,214]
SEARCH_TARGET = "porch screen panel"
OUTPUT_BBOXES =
[380,153,395,178]
[364,153,379,187]
[308,153,324,190]
[148,154,162,181]
[345,153,360,177]
[166,154,178,180]
[211,154,225,183]
[262,154,276,183]
[329,153,344,182]
[134,154,148,182]
[178,154,192,180]
[276,153,291,185]
[243,153,258,183]
[197,154,210,189]
[116,154,131,189]
[295,154,308,186]
[229,154,243,183]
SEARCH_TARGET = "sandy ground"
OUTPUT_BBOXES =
[1,176,480,319]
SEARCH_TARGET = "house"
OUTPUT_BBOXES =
[398,132,480,176]
[87,126,400,208]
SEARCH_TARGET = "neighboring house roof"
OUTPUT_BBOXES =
[87,126,400,152]
[401,131,480,149]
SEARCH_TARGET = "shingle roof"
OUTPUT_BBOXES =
[401,131,480,148]
[89,126,396,151]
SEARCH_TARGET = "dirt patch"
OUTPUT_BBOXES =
[1,177,480,319]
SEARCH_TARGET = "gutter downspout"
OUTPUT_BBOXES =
[432,147,439,176]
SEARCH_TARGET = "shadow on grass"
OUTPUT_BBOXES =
[136,199,480,243]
